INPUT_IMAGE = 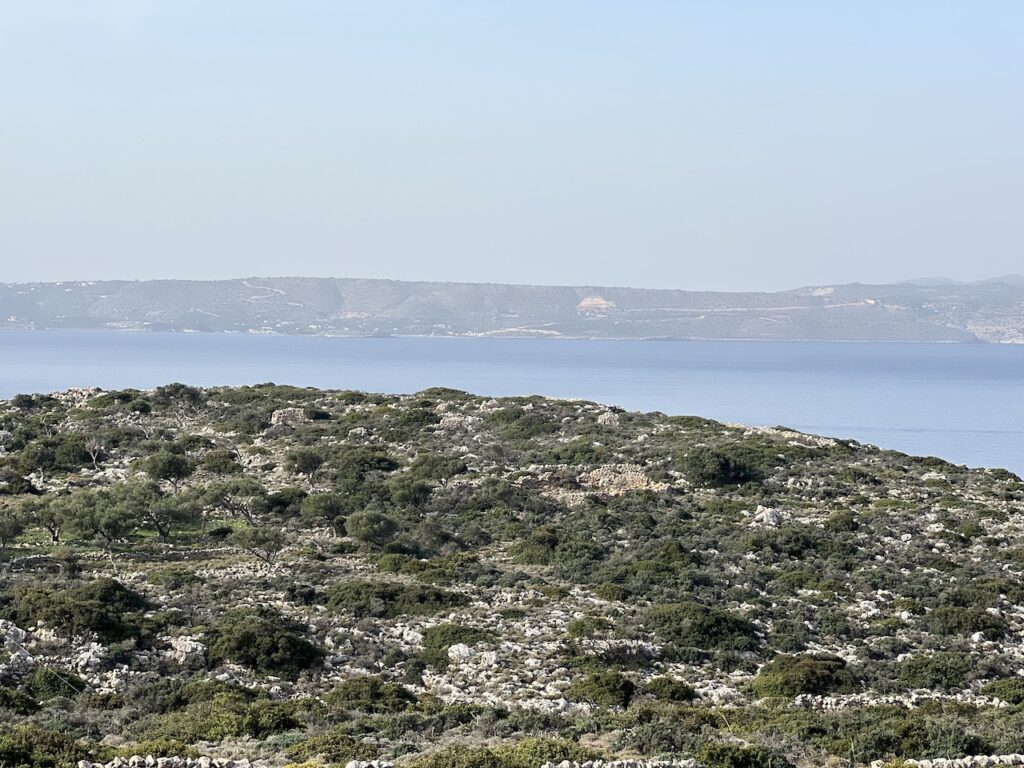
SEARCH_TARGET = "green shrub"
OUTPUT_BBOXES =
[646,601,759,652]
[752,653,858,698]
[285,729,380,763]
[565,671,635,708]
[325,675,416,713]
[924,606,1008,639]
[981,678,1024,704]
[824,510,860,532]
[208,607,324,679]
[9,578,149,642]
[345,509,400,545]
[643,676,697,702]
[485,406,561,440]
[408,739,598,768]
[409,746,506,768]
[698,743,794,768]
[326,579,467,619]
[147,567,201,590]
[0,725,95,768]
[512,525,604,567]
[679,447,762,487]
[133,692,305,742]
[30,667,87,701]
[266,486,308,518]
[899,652,973,691]
[421,623,494,669]
[497,738,600,767]
[179,434,214,451]
[566,616,612,639]
[285,448,326,481]
[200,449,243,474]
[112,739,200,759]
[593,582,628,602]
[0,685,40,714]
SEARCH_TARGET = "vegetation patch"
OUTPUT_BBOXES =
[207,607,325,679]
[326,580,468,618]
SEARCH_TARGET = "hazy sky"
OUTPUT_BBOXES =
[1,2,1021,291]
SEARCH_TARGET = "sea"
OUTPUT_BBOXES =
[2,330,1022,474]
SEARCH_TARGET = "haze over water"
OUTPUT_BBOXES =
[3,330,1022,475]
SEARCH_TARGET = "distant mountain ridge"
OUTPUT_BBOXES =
[2,276,1023,342]
[903,274,1024,288]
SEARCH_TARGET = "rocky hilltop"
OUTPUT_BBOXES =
[2,276,1024,342]
[2,384,1024,767]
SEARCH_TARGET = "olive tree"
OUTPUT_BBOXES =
[232,525,288,566]
[143,451,195,492]
[116,482,201,539]
[203,478,269,525]
[0,502,25,558]
[65,488,139,572]
[20,496,65,543]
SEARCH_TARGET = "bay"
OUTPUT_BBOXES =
[2,330,1022,474]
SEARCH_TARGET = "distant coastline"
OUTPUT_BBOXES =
[2,275,1023,343]
[0,327,990,344]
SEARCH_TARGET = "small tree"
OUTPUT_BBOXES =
[203,478,269,525]
[84,436,105,470]
[232,525,287,566]
[52,435,90,472]
[409,452,468,486]
[18,443,56,484]
[153,383,205,426]
[117,482,200,539]
[21,496,64,543]
[286,448,325,488]
[0,503,25,558]
[143,451,195,492]
[345,509,399,546]
[65,489,138,572]
[299,492,350,534]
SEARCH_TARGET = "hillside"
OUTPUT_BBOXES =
[2,276,1024,342]
[2,385,1024,767]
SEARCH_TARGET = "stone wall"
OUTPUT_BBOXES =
[869,755,1024,767]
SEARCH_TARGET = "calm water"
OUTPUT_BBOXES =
[2,330,1022,474]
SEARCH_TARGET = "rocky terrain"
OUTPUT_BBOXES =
[2,276,1024,342]
[2,384,1024,767]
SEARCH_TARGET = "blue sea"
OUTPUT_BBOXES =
[2,330,1022,474]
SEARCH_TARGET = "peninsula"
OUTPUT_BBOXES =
[3,276,1024,342]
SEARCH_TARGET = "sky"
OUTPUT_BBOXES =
[0,1,1021,292]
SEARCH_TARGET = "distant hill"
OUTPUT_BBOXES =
[904,274,1024,288]
[2,276,1023,342]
